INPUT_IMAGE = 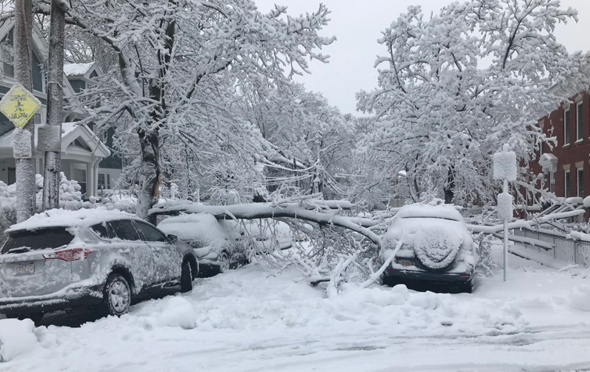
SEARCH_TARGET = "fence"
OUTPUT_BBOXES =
[513,227,590,267]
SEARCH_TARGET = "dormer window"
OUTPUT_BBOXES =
[0,28,14,77]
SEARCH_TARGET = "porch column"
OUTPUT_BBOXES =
[93,159,99,197]
[86,160,94,197]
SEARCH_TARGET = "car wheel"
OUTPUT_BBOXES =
[103,273,132,316]
[180,260,193,293]
[9,312,44,326]
[219,251,230,272]
[459,280,473,293]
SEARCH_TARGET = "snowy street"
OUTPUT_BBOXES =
[2,245,590,371]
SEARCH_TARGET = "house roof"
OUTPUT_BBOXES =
[0,123,110,159]
[64,62,96,78]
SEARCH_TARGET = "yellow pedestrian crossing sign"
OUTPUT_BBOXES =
[0,83,41,128]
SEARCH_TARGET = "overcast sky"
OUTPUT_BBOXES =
[254,0,590,115]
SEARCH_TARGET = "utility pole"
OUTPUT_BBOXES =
[14,0,36,222]
[42,0,68,210]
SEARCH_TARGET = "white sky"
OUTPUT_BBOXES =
[254,0,590,115]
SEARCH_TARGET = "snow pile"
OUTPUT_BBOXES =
[568,286,590,312]
[0,319,38,362]
[155,297,197,329]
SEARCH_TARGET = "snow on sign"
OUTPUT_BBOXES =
[0,83,41,128]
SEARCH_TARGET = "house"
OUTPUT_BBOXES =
[63,62,123,191]
[531,89,590,201]
[0,17,121,197]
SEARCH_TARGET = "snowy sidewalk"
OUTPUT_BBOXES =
[1,248,590,371]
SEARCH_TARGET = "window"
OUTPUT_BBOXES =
[32,52,43,92]
[91,222,116,239]
[2,228,74,253]
[564,169,571,198]
[1,28,14,78]
[577,102,584,140]
[133,220,167,242]
[108,220,142,241]
[73,168,87,196]
[578,168,584,197]
[98,174,106,190]
[564,109,571,145]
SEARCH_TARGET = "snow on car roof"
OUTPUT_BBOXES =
[6,208,140,233]
[395,203,463,221]
[158,213,227,244]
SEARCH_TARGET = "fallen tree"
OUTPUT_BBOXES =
[150,200,381,245]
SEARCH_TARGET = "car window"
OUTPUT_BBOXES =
[109,220,142,241]
[134,220,167,242]
[1,228,74,254]
[91,222,116,239]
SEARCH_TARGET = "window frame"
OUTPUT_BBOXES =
[564,169,571,198]
[576,102,584,142]
[577,167,584,198]
[564,108,571,146]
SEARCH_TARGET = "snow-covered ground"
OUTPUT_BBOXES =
[2,244,590,371]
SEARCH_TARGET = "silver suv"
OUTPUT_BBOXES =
[0,210,198,322]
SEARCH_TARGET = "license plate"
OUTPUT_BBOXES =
[13,262,35,275]
[396,258,413,266]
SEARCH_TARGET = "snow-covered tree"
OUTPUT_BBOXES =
[237,81,356,200]
[357,0,590,206]
[34,0,334,219]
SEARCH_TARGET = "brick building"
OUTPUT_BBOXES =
[531,90,590,201]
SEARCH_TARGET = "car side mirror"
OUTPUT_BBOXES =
[166,234,178,243]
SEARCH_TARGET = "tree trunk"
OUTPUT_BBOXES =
[14,0,36,222]
[43,0,66,210]
[444,167,455,204]
[136,128,161,223]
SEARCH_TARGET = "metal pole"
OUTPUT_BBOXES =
[503,178,508,282]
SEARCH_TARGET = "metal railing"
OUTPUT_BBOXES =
[513,227,590,267]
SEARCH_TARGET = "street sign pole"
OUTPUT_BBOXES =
[493,144,517,283]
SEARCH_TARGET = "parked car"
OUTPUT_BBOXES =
[158,214,293,276]
[380,203,477,293]
[0,209,198,322]
[158,213,247,276]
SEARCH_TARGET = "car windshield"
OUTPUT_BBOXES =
[1,227,75,254]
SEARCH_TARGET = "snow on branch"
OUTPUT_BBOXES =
[150,201,381,245]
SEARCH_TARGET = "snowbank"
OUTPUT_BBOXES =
[0,319,38,362]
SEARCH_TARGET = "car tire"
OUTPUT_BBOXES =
[103,273,132,316]
[459,280,473,293]
[219,251,230,272]
[180,260,193,293]
[8,312,44,326]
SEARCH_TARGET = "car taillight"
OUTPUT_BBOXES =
[43,248,92,261]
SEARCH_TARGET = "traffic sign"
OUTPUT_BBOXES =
[0,83,41,128]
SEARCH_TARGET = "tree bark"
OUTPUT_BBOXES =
[43,0,66,210]
[444,167,455,204]
[136,128,161,224]
[14,0,36,222]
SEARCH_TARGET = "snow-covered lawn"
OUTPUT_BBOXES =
[2,245,590,371]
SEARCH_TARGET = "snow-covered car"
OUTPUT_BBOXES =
[241,219,293,252]
[0,209,198,322]
[157,214,293,276]
[380,203,477,293]
[158,214,249,275]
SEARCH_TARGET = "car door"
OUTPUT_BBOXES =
[133,220,180,284]
[106,219,156,290]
